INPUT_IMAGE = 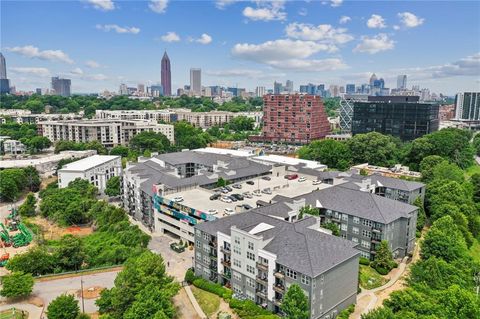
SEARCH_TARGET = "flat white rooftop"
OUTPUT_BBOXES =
[252,154,326,170]
[194,147,256,158]
[60,155,120,172]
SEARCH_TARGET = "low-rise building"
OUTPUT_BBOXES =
[58,155,122,192]
[194,212,360,318]
[37,119,174,147]
[2,139,26,155]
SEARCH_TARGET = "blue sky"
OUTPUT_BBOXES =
[1,0,479,95]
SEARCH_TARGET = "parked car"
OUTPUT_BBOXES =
[261,188,272,194]
[243,204,253,210]
[173,196,184,202]
[285,174,299,180]
[298,177,306,182]
[221,188,229,194]
[208,209,218,215]
[246,181,255,185]
[221,196,232,203]
[253,190,262,196]
[210,193,221,200]
[261,176,271,181]
[243,192,253,199]
[312,180,322,185]
[232,193,244,200]
[225,186,233,192]
[232,184,242,189]
[224,208,235,215]
[228,196,238,202]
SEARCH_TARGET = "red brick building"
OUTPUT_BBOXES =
[261,94,330,144]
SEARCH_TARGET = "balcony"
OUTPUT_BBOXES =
[256,275,268,286]
[273,298,283,307]
[209,240,217,247]
[256,289,267,299]
[371,237,381,244]
[220,246,231,254]
[221,259,231,268]
[274,270,285,279]
[221,271,231,280]
[273,283,285,293]
[372,226,382,233]
[256,262,268,271]
[209,252,218,260]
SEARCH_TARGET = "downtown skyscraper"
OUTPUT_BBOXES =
[0,52,10,94]
[190,68,201,96]
[161,51,171,96]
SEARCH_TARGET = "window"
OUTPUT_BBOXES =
[196,252,201,259]
[246,290,255,301]
[248,242,254,250]
[361,240,371,249]
[342,214,348,221]
[203,233,210,241]
[361,251,370,259]
[352,227,359,234]
[203,244,210,253]
[203,256,209,264]
[233,271,242,281]
[352,237,358,243]
[320,289,323,299]
[233,284,242,294]
[247,252,255,261]
[286,268,297,279]
[341,224,347,231]
[233,259,241,268]
[233,246,241,255]
[362,219,373,227]
[247,265,255,275]
[204,268,211,276]
[234,236,240,244]
[362,230,371,238]
[246,277,255,288]
[196,240,201,247]
[196,229,201,237]
[353,217,360,224]
[301,275,310,285]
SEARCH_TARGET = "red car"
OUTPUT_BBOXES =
[285,174,298,180]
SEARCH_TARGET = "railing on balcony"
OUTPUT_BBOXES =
[209,240,217,247]
[273,283,285,293]
[256,289,267,298]
[221,271,231,279]
[274,270,285,279]
[209,252,218,260]
[256,262,268,271]
[220,246,231,254]
[273,298,283,306]
[256,275,268,285]
[221,259,231,267]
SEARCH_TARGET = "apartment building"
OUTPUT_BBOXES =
[37,119,174,147]
[262,94,330,144]
[194,212,360,319]
[264,185,418,260]
[58,155,122,193]
[2,139,27,155]
[95,109,178,123]
[123,150,271,240]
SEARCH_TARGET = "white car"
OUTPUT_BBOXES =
[173,196,184,202]
[312,180,322,185]
[208,209,218,215]
[224,208,234,215]
[221,196,233,203]
[298,177,306,182]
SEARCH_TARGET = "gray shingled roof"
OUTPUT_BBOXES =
[195,212,359,277]
[344,173,424,192]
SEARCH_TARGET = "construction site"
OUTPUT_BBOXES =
[0,208,33,271]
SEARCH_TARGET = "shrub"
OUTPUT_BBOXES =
[185,268,197,284]
[359,257,370,265]
[229,299,276,318]
[337,305,355,319]
[192,278,232,300]
[376,267,389,275]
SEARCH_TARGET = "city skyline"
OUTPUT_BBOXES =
[1,0,479,94]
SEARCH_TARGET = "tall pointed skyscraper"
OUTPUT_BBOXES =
[0,53,7,80]
[161,51,171,96]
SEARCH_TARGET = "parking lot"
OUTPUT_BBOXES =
[164,173,333,217]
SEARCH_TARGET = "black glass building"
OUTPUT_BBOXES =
[352,96,439,141]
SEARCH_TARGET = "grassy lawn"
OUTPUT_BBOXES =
[470,239,480,263]
[191,286,221,316]
[359,265,388,290]
[0,309,28,319]
[465,164,480,177]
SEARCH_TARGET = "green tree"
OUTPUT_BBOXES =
[105,176,121,197]
[25,99,44,113]
[174,121,211,150]
[129,131,171,154]
[0,272,34,298]
[18,192,36,217]
[322,222,340,236]
[216,177,227,187]
[471,173,480,203]
[47,294,80,319]
[0,175,19,202]
[431,161,464,183]
[346,132,400,167]
[110,146,130,158]
[413,197,426,232]
[371,240,396,273]
[408,257,471,290]
[421,216,468,262]
[299,205,319,216]
[27,136,51,153]
[23,166,41,192]
[473,134,480,156]
[6,247,56,275]
[419,155,446,183]
[55,235,85,271]
[298,139,352,170]
[281,284,309,319]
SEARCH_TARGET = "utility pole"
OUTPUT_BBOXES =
[474,270,480,300]
[80,276,85,313]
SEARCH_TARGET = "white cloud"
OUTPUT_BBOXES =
[215,0,237,9]
[393,25,400,31]
[87,0,115,11]
[160,32,181,42]
[10,67,50,77]
[330,0,343,7]
[353,33,394,54]
[71,67,84,75]
[85,60,101,68]
[243,1,286,21]
[268,58,347,72]
[285,23,354,44]
[96,24,140,34]
[398,12,424,28]
[232,39,336,62]
[149,0,168,14]
[85,73,109,81]
[298,8,308,16]
[6,45,74,64]
[367,14,387,29]
[196,33,213,45]
[339,16,351,24]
